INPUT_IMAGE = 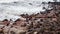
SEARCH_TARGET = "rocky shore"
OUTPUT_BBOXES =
[0,2,60,34]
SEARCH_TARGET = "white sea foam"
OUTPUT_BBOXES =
[0,0,54,21]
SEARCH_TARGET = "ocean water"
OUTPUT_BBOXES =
[0,0,54,21]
